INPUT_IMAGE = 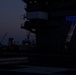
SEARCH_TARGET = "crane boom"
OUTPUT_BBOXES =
[0,32,8,44]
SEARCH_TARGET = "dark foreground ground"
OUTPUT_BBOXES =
[0,50,76,75]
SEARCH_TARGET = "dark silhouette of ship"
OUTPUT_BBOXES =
[21,0,76,68]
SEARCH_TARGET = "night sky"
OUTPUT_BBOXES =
[0,0,34,45]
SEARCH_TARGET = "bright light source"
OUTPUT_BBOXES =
[34,1,37,3]
[30,1,32,3]
[32,29,35,31]
[46,2,48,5]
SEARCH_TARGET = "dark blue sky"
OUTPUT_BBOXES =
[0,0,35,45]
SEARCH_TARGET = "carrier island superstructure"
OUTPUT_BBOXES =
[21,0,76,54]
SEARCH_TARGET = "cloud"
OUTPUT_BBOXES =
[0,0,28,45]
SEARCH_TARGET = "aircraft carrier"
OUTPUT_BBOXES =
[1,0,76,75]
[21,0,76,68]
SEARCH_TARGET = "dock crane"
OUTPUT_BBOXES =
[0,32,8,45]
